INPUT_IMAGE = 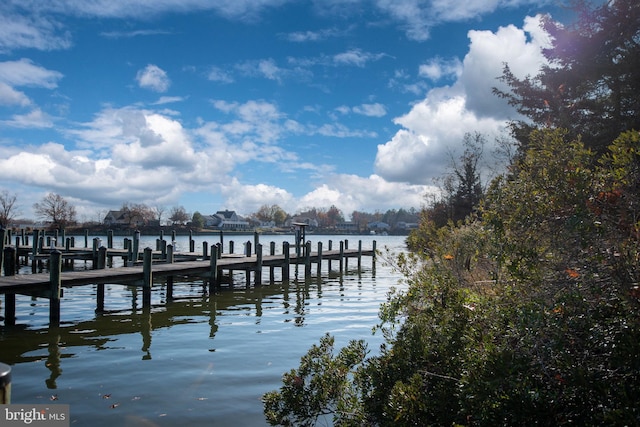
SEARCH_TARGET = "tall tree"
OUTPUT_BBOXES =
[0,190,19,228]
[33,193,76,229]
[495,0,640,153]
[169,205,189,225]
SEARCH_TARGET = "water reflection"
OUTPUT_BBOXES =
[1,272,365,388]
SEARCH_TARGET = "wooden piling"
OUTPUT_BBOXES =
[202,241,209,260]
[142,247,152,307]
[133,231,141,262]
[304,241,312,277]
[269,242,276,283]
[339,241,344,274]
[316,242,323,276]
[0,228,5,274]
[3,246,16,326]
[255,244,262,286]
[49,250,62,325]
[283,241,290,281]
[209,245,218,292]
[167,244,174,299]
[0,362,11,404]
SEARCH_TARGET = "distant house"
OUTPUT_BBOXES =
[103,210,148,228]
[367,221,390,231]
[336,221,359,232]
[204,210,250,230]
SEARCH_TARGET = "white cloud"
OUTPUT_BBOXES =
[333,49,386,67]
[461,15,551,118]
[152,96,186,105]
[353,103,387,117]
[1,108,54,128]
[419,57,462,81]
[0,58,63,88]
[208,66,234,83]
[375,15,549,184]
[220,180,295,215]
[0,82,31,106]
[298,174,433,215]
[0,13,72,52]
[136,64,171,92]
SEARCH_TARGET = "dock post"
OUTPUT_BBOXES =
[166,244,174,299]
[244,241,252,286]
[142,247,152,307]
[269,241,276,283]
[229,240,234,254]
[209,245,218,293]
[160,239,167,260]
[92,237,100,267]
[15,236,21,268]
[339,241,344,275]
[133,230,141,262]
[255,244,263,286]
[358,240,362,271]
[282,241,290,281]
[304,241,312,277]
[219,230,224,249]
[317,242,323,276]
[254,232,259,254]
[84,229,89,248]
[328,240,332,271]
[189,230,194,252]
[0,362,11,404]
[202,241,209,260]
[98,246,107,270]
[108,229,113,248]
[0,228,5,274]
[96,283,105,313]
[31,229,39,272]
[125,238,133,265]
[3,246,16,326]
[49,250,62,325]
[96,234,107,312]
[344,239,349,271]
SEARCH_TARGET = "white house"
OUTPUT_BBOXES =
[204,210,250,230]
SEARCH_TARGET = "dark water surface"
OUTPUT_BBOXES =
[0,235,406,426]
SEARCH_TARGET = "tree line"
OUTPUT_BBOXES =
[0,191,419,233]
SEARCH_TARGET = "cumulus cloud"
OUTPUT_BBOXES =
[418,57,462,82]
[375,15,549,185]
[298,174,434,215]
[136,64,170,92]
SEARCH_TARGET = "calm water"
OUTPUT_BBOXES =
[0,234,407,426]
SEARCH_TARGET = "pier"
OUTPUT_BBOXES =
[0,228,376,326]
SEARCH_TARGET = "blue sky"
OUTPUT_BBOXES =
[0,0,570,222]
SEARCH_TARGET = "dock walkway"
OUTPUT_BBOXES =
[1,234,376,326]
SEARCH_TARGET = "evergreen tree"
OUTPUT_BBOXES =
[495,0,640,153]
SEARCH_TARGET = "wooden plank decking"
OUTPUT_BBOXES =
[1,240,376,326]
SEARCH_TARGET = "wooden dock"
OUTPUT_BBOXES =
[1,234,376,327]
